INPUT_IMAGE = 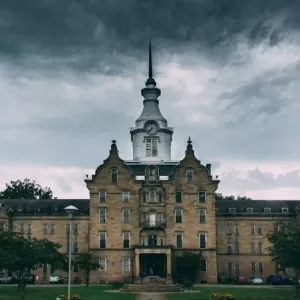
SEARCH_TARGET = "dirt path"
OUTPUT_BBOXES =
[136,292,166,300]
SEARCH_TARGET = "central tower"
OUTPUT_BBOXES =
[130,39,173,163]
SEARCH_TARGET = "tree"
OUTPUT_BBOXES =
[268,220,300,298]
[215,193,252,201]
[0,178,54,199]
[173,252,202,284]
[0,231,63,298]
[73,252,100,287]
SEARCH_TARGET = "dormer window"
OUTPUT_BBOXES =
[229,208,236,214]
[247,208,253,213]
[264,208,271,213]
[111,168,118,183]
[149,168,156,181]
[282,208,289,213]
[186,168,194,183]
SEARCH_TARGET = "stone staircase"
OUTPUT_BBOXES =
[120,283,183,293]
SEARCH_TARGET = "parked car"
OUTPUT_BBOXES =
[236,277,248,285]
[24,274,36,284]
[250,277,264,285]
[265,275,284,285]
[49,274,64,284]
[0,275,18,284]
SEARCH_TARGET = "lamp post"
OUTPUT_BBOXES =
[64,205,79,300]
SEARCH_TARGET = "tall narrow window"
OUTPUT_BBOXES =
[258,241,263,254]
[149,213,156,227]
[258,262,263,274]
[199,233,207,248]
[99,191,106,203]
[73,242,79,253]
[146,138,158,157]
[158,192,162,203]
[43,224,48,235]
[99,232,107,249]
[50,224,55,235]
[111,168,118,183]
[122,191,130,203]
[99,258,107,271]
[123,209,130,224]
[149,190,156,203]
[199,209,206,224]
[252,262,256,273]
[123,232,130,248]
[186,168,194,183]
[123,258,131,272]
[149,168,156,181]
[73,224,79,235]
[236,263,240,276]
[175,191,182,203]
[175,209,183,223]
[200,259,207,272]
[142,192,147,203]
[225,225,231,235]
[198,191,206,203]
[175,232,183,248]
[99,208,107,224]
[250,242,255,253]
[148,235,157,247]
[228,262,233,276]
[26,224,31,239]
[257,226,263,235]
[250,225,255,235]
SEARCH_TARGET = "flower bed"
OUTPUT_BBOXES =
[56,293,82,300]
[210,292,234,300]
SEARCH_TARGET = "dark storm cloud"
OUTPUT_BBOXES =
[1,0,300,72]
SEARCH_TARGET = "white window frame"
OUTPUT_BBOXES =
[198,191,206,203]
[264,207,271,213]
[257,225,263,236]
[199,258,207,272]
[199,208,206,224]
[99,232,107,249]
[175,208,183,223]
[73,223,79,235]
[123,258,131,272]
[234,225,239,235]
[122,191,130,203]
[145,137,158,157]
[99,258,107,271]
[123,208,130,224]
[50,224,55,235]
[247,208,253,213]
[258,262,264,274]
[99,191,106,202]
[123,232,130,248]
[99,208,107,224]
[229,208,236,213]
[175,232,183,248]
[199,233,207,249]
[186,168,194,183]
[175,191,182,203]
[258,241,263,254]
[42,224,48,235]
[282,208,289,213]
[149,189,157,203]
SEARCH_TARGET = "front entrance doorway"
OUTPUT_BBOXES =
[139,254,167,278]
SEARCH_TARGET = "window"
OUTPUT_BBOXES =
[175,191,182,203]
[235,242,240,253]
[73,224,79,235]
[227,262,233,275]
[252,262,256,273]
[247,208,253,213]
[26,224,31,239]
[227,244,232,254]
[123,232,130,249]
[250,242,255,253]
[258,242,263,254]
[99,232,107,249]
[160,238,164,246]
[234,226,239,235]
[123,209,130,224]
[19,223,24,233]
[198,191,206,203]
[149,190,156,203]
[225,225,231,235]
[264,207,271,213]
[43,224,48,235]
[258,262,263,274]
[99,258,107,271]
[142,192,147,203]
[157,213,164,224]
[175,232,183,248]
[99,191,106,203]
[250,225,255,235]
[257,226,263,235]
[146,138,158,157]
[186,168,194,183]
[158,192,162,203]
[99,208,107,224]
[199,209,206,224]
[111,168,118,183]
[200,259,207,272]
[149,168,156,181]
[282,208,288,213]
[236,263,240,276]
[229,208,236,213]
[123,258,131,272]
[148,235,158,247]
[50,224,55,235]
[175,209,183,223]
[122,191,130,203]
[199,233,206,249]
[73,242,79,253]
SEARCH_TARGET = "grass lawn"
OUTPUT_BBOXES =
[166,286,295,300]
[0,286,136,300]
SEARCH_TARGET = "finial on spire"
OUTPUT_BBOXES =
[111,140,117,153]
[145,36,156,87]
[186,136,193,153]
[187,136,192,145]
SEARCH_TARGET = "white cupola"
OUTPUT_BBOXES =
[130,39,173,163]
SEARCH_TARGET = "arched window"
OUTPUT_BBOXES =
[158,192,162,203]
[142,192,147,203]
[149,190,156,203]
[149,168,156,181]
[186,168,194,183]
[111,168,118,183]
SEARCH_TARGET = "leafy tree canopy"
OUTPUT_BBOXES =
[268,220,300,297]
[215,193,252,201]
[0,178,54,199]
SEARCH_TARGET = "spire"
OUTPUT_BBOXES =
[145,37,156,87]
[186,136,193,153]
[110,139,118,154]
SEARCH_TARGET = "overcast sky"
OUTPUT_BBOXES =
[0,0,300,200]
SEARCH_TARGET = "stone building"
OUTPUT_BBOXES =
[0,42,299,284]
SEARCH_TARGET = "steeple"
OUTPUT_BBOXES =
[145,37,156,87]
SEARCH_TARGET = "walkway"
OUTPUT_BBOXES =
[136,293,166,300]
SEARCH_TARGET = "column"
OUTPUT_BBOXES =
[166,252,172,283]
[134,253,141,283]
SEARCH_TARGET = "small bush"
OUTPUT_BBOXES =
[210,292,234,300]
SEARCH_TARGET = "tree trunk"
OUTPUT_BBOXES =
[85,271,90,287]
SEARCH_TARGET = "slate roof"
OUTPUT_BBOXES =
[0,199,89,216]
[216,200,300,216]
[126,164,178,176]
